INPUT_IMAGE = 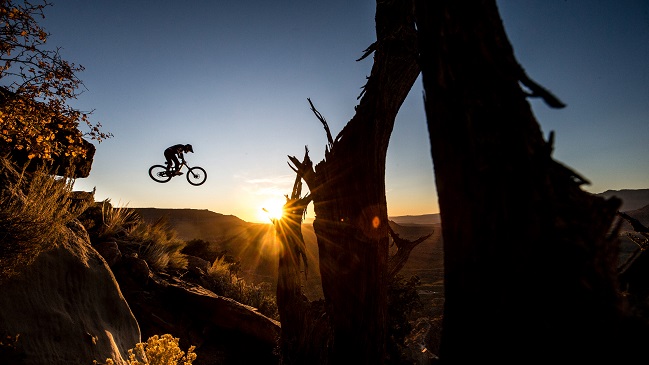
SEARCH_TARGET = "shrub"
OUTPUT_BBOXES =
[95,334,196,365]
[202,257,279,320]
[78,199,140,242]
[386,275,423,365]
[0,156,91,280]
[79,202,188,272]
[0,334,23,364]
[128,218,188,271]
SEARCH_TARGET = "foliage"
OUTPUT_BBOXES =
[0,334,23,363]
[127,217,188,271]
[386,275,422,365]
[77,199,137,242]
[95,334,196,365]
[0,155,91,280]
[0,0,110,161]
[202,256,279,320]
[79,201,188,271]
[99,200,139,239]
[183,239,240,274]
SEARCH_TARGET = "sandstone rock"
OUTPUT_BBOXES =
[0,223,141,364]
[95,241,122,267]
[116,270,281,364]
[115,254,151,287]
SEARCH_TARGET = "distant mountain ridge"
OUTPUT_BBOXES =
[595,189,649,212]
[389,213,441,225]
[133,187,649,229]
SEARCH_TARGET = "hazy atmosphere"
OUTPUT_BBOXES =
[38,0,649,223]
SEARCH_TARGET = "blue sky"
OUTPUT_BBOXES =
[38,1,648,223]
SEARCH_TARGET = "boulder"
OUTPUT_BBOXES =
[0,221,141,364]
[95,241,122,267]
[117,270,281,364]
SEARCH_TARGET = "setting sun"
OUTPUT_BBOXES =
[259,197,286,222]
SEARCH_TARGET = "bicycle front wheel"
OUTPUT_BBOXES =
[186,166,207,186]
[149,165,172,183]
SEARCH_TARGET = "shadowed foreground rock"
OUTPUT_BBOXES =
[0,221,140,364]
[112,261,281,365]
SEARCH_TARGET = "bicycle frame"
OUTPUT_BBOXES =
[150,159,207,186]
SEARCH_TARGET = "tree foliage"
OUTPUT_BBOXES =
[0,0,109,161]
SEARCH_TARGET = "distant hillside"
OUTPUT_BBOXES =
[134,208,247,241]
[596,189,649,212]
[389,213,440,225]
[130,208,444,301]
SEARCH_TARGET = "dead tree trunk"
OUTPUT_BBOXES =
[414,0,648,363]
[272,150,331,365]
[288,1,419,362]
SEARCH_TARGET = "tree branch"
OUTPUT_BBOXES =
[387,225,433,280]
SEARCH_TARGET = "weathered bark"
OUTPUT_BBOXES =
[288,0,420,362]
[272,152,330,364]
[415,0,648,363]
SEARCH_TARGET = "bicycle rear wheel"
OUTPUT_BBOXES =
[149,165,172,183]
[186,166,207,186]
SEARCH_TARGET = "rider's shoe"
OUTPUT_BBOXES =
[175,171,183,176]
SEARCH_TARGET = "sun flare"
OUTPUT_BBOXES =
[260,197,286,221]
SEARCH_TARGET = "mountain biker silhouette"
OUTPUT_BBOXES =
[164,144,193,175]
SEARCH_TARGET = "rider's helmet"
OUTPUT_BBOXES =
[185,144,194,153]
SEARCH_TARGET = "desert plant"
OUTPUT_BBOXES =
[386,275,422,365]
[0,333,23,363]
[78,199,139,242]
[182,240,242,276]
[79,202,188,272]
[95,333,196,365]
[128,218,188,271]
[202,256,279,320]
[98,200,139,240]
[0,155,91,280]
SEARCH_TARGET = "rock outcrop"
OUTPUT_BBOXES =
[109,252,281,364]
[0,221,140,364]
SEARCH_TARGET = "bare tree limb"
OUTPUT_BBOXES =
[387,225,433,280]
[288,146,316,190]
[518,66,566,109]
[307,98,334,151]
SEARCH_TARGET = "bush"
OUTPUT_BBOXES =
[0,334,23,364]
[128,218,188,271]
[202,257,278,320]
[79,202,188,271]
[0,156,91,281]
[78,200,276,317]
[386,275,423,365]
[95,334,196,365]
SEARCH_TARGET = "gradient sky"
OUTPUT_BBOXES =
[37,0,648,223]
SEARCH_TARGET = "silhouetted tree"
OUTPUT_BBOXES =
[414,0,649,363]
[286,0,420,362]
[269,152,332,364]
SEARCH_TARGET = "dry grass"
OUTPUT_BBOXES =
[0,156,91,281]
[203,256,278,320]
[128,217,188,271]
[86,202,188,272]
[97,200,139,240]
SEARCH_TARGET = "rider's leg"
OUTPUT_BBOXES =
[164,150,175,173]
[171,156,182,175]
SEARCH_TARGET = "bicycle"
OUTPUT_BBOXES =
[149,159,207,186]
